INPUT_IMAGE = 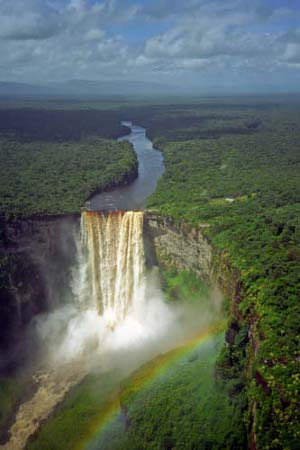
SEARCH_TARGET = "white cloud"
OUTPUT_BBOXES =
[0,0,299,88]
[84,28,104,41]
[284,43,300,63]
[0,0,62,40]
[141,4,281,77]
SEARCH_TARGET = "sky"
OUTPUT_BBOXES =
[0,0,300,93]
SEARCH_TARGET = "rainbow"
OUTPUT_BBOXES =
[74,321,226,450]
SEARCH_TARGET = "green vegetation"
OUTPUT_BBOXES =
[0,137,137,218]
[26,336,246,450]
[161,268,210,303]
[144,102,300,448]
[0,105,138,218]
[26,372,122,450]
[94,334,247,450]
[0,108,127,141]
[0,378,21,438]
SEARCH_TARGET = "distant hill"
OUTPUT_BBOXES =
[0,80,177,98]
[0,82,56,96]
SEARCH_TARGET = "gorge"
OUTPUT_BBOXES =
[0,123,231,450]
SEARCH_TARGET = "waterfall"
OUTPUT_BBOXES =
[78,211,145,327]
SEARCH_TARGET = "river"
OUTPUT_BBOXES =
[88,122,164,211]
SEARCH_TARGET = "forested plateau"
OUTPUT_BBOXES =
[0,98,299,449]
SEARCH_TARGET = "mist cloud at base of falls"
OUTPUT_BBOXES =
[29,266,222,377]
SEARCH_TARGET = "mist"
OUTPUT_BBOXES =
[29,265,223,377]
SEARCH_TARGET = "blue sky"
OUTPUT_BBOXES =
[0,0,299,93]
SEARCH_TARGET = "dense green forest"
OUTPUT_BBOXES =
[141,103,300,449]
[0,106,138,218]
[0,108,128,141]
[0,138,137,218]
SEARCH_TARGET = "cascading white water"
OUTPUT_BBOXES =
[78,211,145,327]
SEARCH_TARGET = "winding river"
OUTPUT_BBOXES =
[89,122,164,211]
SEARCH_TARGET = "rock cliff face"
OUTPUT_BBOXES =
[144,213,213,278]
[0,215,79,356]
[144,211,247,341]
[144,212,240,295]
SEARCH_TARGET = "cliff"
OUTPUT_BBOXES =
[144,211,250,442]
[0,215,79,360]
[144,212,242,307]
[144,211,248,359]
